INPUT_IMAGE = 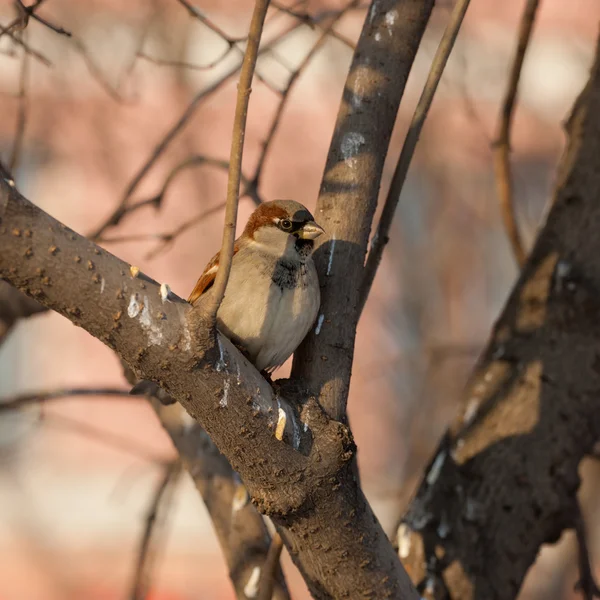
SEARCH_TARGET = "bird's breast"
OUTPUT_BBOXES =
[271,259,310,290]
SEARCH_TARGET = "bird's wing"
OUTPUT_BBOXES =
[187,241,240,305]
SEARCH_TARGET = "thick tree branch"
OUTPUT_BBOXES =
[0,170,416,598]
[208,0,271,323]
[493,0,540,268]
[398,32,600,600]
[292,0,435,421]
[154,400,290,600]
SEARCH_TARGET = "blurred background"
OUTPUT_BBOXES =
[0,0,599,598]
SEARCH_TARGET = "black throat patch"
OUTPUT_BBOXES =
[271,240,313,290]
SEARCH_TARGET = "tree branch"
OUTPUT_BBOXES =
[207,0,271,323]
[493,0,540,268]
[293,0,435,420]
[398,31,600,599]
[129,461,181,600]
[0,167,416,598]
[359,0,472,315]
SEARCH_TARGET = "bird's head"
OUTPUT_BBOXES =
[244,200,325,256]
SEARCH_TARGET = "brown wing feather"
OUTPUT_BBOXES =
[187,242,240,305]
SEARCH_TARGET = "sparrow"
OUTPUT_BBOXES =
[188,199,324,373]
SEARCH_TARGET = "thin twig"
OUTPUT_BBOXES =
[0,22,51,66]
[493,0,540,268]
[14,0,71,36]
[90,21,301,241]
[9,30,30,172]
[0,387,135,412]
[174,0,247,44]
[206,0,271,323]
[359,0,472,316]
[257,531,285,600]
[136,49,234,71]
[129,461,181,600]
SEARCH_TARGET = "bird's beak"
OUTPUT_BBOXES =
[298,221,325,240]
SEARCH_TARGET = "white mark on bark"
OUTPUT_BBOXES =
[327,235,336,276]
[374,31,382,42]
[397,523,412,559]
[385,9,398,32]
[182,322,192,352]
[139,295,163,344]
[181,410,196,433]
[100,277,105,294]
[350,92,362,110]
[235,361,241,385]
[216,337,226,372]
[370,232,379,251]
[340,132,365,168]
[232,484,249,513]
[159,283,171,302]
[244,567,261,598]
[275,400,286,441]
[220,379,230,408]
[367,2,378,24]
[437,514,450,539]
[4,178,15,187]
[128,294,141,318]
[315,314,325,335]
[292,411,300,450]
[463,398,479,425]
[426,450,446,485]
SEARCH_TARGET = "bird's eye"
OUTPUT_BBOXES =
[281,219,292,231]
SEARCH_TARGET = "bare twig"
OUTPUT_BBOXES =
[90,21,301,241]
[493,0,540,268]
[359,0,472,316]
[0,22,51,66]
[0,387,135,412]
[207,0,271,323]
[69,37,128,102]
[257,532,285,600]
[1,0,43,38]
[174,0,247,44]
[14,0,71,37]
[136,49,234,71]
[129,461,181,600]
[9,31,30,172]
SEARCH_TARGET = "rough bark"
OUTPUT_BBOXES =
[0,174,417,598]
[293,0,435,420]
[283,1,434,596]
[156,402,290,600]
[397,34,600,600]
